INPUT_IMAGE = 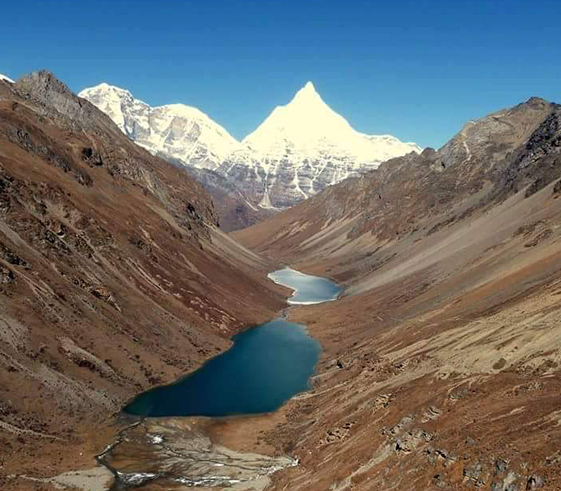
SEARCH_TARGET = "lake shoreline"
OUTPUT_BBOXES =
[96,267,341,489]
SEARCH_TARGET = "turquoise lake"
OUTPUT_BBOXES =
[124,268,340,418]
[267,267,341,305]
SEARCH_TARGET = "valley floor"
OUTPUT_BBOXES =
[7,190,561,491]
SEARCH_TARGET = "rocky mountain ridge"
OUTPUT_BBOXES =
[236,96,556,254]
[233,95,561,491]
[0,70,286,489]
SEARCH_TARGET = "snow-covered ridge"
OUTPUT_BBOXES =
[79,83,241,170]
[80,80,421,209]
[0,73,14,83]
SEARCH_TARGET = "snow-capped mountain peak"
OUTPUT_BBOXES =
[79,83,141,132]
[291,81,322,104]
[243,81,351,156]
[79,83,241,169]
[242,81,421,167]
[81,79,421,212]
[0,73,14,83]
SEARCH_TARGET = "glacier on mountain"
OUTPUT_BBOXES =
[79,83,240,171]
[80,81,421,210]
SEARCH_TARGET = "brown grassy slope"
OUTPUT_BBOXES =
[0,73,285,486]
[232,97,555,274]
[233,98,561,490]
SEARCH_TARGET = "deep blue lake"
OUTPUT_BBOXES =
[124,268,339,418]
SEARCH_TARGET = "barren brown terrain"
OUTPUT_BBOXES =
[233,98,561,490]
[0,72,287,490]
[2,70,561,491]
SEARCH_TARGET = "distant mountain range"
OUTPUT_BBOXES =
[79,81,421,229]
[235,95,557,259]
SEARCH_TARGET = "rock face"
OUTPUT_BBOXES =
[0,71,285,485]
[234,97,561,491]
[79,81,420,229]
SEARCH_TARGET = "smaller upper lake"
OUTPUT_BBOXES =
[124,268,340,418]
[268,267,341,305]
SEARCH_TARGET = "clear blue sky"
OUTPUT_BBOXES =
[2,0,560,148]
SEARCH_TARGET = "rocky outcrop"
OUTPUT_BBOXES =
[499,105,561,198]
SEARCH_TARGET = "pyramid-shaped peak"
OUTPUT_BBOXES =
[302,81,316,92]
[291,81,322,104]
